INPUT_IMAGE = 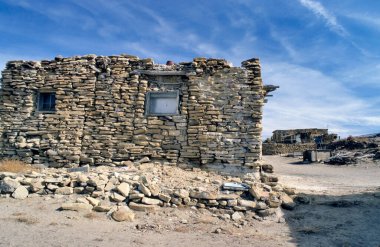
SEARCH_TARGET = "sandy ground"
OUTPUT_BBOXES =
[263,155,380,195]
[0,156,379,247]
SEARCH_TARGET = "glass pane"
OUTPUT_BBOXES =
[150,97,178,114]
[38,93,56,111]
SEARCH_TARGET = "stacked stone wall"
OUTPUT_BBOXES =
[262,143,316,155]
[0,55,265,170]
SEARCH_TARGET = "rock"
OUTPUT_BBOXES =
[261,174,279,183]
[0,178,20,193]
[77,174,89,183]
[86,197,100,206]
[109,192,126,202]
[61,203,93,212]
[249,185,269,200]
[91,191,104,198]
[227,199,238,207]
[148,184,160,197]
[219,214,231,220]
[256,201,268,210]
[129,193,144,200]
[111,207,135,222]
[46,149,58,157]
[44,177,63,183]
[141,197,162,205]
[281,193,296,210]
[256,208,275,217]
[93,202,112,212]
[0,172,17,179]
[158,193,171,203]
[238,199,256,209]
[87,178,106,188]
[294,194,311,204]
[171,197,182,205]
[116,183,130,197]
[231,212,242,221]
[67,165,90,173]
[283,187,296,195]
[183,197,192,205]
[174,189,190,198]
[104,181,115,192]
[55,187,73,195]
[30,182,44,192]
[12,186,29,199]
[137,157,150,164]
[129,202,158,212]
[189,190,217,200]
[374,151,380,160]
[47,184,59,191]
[268,193,281,208]
[138,184,151,197]
[261,164,273,173]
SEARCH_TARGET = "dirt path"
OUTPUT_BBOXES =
[263,155,380,195]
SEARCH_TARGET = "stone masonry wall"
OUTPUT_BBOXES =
[262,143,316,155]
[0,55,265,170]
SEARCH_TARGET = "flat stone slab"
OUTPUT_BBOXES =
[129,202,158,212]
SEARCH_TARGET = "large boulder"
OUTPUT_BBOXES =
[12,186,29,199]
[0,178,20,193]
[111,207,135,222]
[116,183,130,197]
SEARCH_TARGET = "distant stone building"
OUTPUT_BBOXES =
[263,128,337,155]
[0,54,275,170]
[271,128,336,144]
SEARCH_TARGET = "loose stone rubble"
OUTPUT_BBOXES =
[0,161,296,221]
[0,55,275,171]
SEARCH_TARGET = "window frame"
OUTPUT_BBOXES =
[37,91,56,113]
[145,91,180,116]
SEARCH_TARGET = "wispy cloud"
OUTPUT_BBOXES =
[262,62,380,138]
[298,0,348,37]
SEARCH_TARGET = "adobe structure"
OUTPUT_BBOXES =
[0,54,275,171]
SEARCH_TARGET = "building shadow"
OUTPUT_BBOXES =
[281,191,380,247]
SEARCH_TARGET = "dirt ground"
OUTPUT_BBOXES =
[0,156,379,247]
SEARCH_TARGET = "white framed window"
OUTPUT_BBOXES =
[145,91,179,116]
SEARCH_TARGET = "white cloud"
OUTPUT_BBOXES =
[298,0,348,37]
[262,62,380,138]
[344,13,380,30]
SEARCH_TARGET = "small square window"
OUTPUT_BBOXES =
[146,91,179,116]
[38,92,56,112]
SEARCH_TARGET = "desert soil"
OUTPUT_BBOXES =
[0,156,379,247]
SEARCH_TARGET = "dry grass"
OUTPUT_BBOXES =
[0,159,38,173]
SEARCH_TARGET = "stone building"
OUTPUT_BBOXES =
[263,128,338,155]
[271,128,336,144]
[0,54,274,171]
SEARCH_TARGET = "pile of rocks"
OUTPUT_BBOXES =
[0,162,296,222]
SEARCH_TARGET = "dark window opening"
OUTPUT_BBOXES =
[38,92,56,112]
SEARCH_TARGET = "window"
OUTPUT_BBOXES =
[146,91,179,116]
[38,92,56,112]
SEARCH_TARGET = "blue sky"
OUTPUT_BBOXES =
[0,0,379,138]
